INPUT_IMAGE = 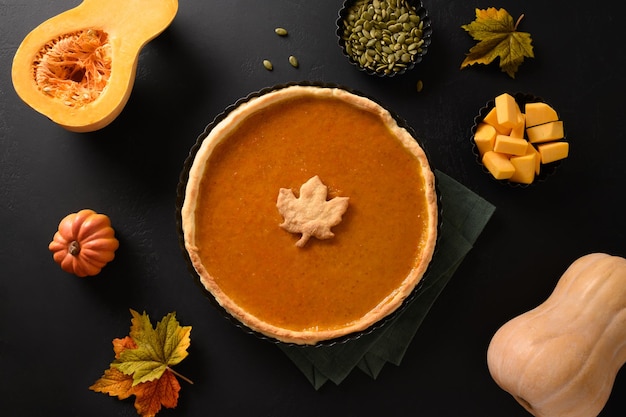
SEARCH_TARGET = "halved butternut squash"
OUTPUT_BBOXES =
[12,0,178,132]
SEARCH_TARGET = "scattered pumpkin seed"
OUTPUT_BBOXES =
[288,55,299,68]
[274,27,288,36]
[341,0,426,75]
[263,59,273,71]
[416,79,423,92]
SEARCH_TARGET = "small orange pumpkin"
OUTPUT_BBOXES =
[49,209,119,277]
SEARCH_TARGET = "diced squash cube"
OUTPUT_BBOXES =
[510,113,526,138]
[483,107,512,135]
[527,121,564,143]
[482,107,498,125]
[483,151,515,180]
[525,143,541,175]
[474,123,497,155]
[475,122,497,141]
[509,154,536,184]
[494,135,528,156]
[495,93,521,128]
[538,141,569,164]
[525,102,559,127]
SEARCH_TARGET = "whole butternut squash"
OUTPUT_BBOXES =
[487,253,626,417]
[12,0,178,132]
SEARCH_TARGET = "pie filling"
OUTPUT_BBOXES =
[182,86,437,344]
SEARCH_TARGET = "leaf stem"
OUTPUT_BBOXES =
[168,366,194,385]
[514,14,525,30]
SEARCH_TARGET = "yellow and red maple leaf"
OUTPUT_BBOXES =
[133,369,181,417]
[460,7,534,78]
[90,367,135,400]
[113,336,137,359]
[90,367,180,417]
[90,310,191,417]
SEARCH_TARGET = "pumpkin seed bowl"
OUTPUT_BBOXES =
[336,0,431,77]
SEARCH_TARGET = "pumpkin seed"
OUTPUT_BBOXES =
[274,27,288,36]
[341,0,426,75]
[416,79,423,92]
[289,55,299,68]
[263,59,273,71]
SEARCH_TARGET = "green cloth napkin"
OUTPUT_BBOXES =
[278,170,496,389]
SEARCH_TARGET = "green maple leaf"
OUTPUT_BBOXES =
[112,309,192,386]
[461,7,534,78]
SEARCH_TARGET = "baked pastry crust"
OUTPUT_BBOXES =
[181,85,438,345]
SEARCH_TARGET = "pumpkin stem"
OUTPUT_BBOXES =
[68,240,81,256]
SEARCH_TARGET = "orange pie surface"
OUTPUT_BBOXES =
[182,85,437,345]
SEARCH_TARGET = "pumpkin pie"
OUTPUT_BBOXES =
[181,85,438,345]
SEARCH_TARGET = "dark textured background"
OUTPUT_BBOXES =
[1,0,624,415]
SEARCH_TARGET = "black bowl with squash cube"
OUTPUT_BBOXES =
[471,92,569,187]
